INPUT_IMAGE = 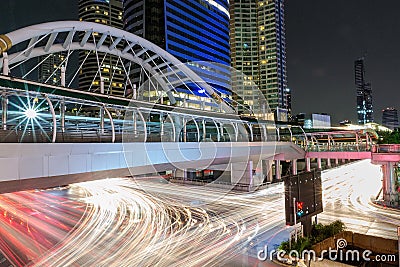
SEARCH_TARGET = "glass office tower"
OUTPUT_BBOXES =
[79,0,125,96]
[230,0,288,115]
[123,0,231,110]
[355,57,374,124]
[382,107,399,130]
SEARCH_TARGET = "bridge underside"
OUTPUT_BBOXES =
[0,141,305,194]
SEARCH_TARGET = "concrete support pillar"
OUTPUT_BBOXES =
[342,158,346,164]
[266,160,273,183]
[335,158,339,166]
[317,158,322,170]
[173,116,181,142]
[100,107,104,134]
[175,169,187,180]
[253,160,270,186]
[275,160,281,180]
[292,159,298,175]
[61,66,66,87]
[103,106,115,143]
[382,162,398,206]
[100,77,105,94]
[248,160,254,191]
[133,84,137,100]
[231,161,255,191]
[2,52,9,75]
[100,77,105,134]
[1,93,7,131]
[183,117,187,142]
[133,112,137,135]
[306,158,311,172]
[44,95,57,143]
[234,123,239,142]
[219,123,224,141]
[160,112,164,137]
[60,100,65,132]
[327,158,331,168]
[202,120,206,140]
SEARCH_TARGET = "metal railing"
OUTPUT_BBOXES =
[305,143,370,152]
[373,144,400,153]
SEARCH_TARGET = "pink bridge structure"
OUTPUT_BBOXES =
[282,129,398,207]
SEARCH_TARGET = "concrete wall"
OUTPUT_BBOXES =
[312,231,398,256]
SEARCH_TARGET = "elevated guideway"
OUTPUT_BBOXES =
[0,141,305,194]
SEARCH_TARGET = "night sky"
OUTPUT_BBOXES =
[1,0,400,124]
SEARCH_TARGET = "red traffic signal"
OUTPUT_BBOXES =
[296,201,304,217]
[296,201,304,210]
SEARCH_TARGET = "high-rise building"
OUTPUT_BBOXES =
[382,107,399,130]
[285,87,291,114]
[38,53,67,86]
[230,0,288,114]
[355,57,373,124]
[78,0,125,96]
[123,0,231,110]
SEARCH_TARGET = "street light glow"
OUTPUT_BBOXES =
[24,108,37,119]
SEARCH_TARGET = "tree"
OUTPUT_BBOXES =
[279,220,346,253]
[377,129,400,144]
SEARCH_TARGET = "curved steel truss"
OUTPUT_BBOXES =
[0,21,233,113]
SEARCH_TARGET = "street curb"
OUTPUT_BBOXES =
[370,200,400,213]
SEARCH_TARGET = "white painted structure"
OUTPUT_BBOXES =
[0,142,305,193]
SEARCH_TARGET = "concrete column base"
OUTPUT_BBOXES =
[292,159,298,175]
[175,169,187,180]
[306,158,311,172]
[275,160,281,180]
[231,161,255,191]
[382,162,399,207]
[317,158,322,170]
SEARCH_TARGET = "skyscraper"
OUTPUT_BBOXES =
[78,0,125,96]
[123,0,231,110]
[382,107,399,130]
[355,57,373,124]
[230,0,288,114]
[38,53,66,86]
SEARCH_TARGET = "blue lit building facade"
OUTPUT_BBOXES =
[123,0,231,110]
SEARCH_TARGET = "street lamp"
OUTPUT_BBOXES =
[24,108,37,119]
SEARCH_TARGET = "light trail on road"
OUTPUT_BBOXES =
[319,159,400,239]
[0,159,398,266]
[32,178,288,267]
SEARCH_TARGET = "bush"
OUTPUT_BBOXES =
[279,220,345,252]
[279,236,312,253]
[311,220,345,243]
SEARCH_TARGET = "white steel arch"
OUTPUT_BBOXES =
[0,21,233,113]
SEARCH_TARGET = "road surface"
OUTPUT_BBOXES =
[0,159,398,266]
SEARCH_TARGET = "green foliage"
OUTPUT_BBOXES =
[279,236,312,253]
[310,220,345,244]
[279,239,291,251]
[377,129,400,144]
[279,220,346,253]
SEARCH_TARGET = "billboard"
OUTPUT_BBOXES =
[312,113,331,128]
